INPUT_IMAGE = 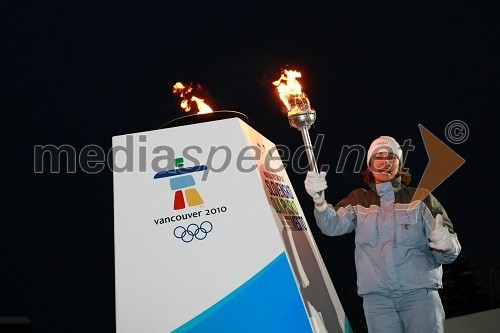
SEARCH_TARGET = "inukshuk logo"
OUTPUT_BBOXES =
[154,157,207,210]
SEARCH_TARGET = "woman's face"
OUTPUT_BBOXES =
[369,152,400,183]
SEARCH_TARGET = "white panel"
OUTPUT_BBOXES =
[113,118,302,332]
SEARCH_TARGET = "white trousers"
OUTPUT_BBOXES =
[362,289,445,333]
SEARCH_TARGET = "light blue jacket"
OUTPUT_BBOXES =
[314,177,461,296]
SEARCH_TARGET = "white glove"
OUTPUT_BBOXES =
[429,214,453,252]
[304,171,327,204]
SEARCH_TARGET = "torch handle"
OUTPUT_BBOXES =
[300,127,319,173]
[300,127,325,197]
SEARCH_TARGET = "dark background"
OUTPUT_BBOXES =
[2,2,498,332]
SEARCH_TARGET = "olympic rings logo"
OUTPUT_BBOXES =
[173,221,213,243]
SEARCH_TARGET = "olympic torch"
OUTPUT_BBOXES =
[273,70,319,174]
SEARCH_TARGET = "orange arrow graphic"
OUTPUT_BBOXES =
[412,124,466,204]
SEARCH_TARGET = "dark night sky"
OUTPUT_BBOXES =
[2,2,498,332]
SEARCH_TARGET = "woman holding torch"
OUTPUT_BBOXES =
[304,135,461,333]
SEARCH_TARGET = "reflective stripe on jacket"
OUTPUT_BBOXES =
[314,177,461,296]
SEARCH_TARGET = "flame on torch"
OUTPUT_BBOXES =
[172,82,213,114]
[272,69,312,115]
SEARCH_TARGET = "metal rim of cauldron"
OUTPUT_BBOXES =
[159,110,249,129]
